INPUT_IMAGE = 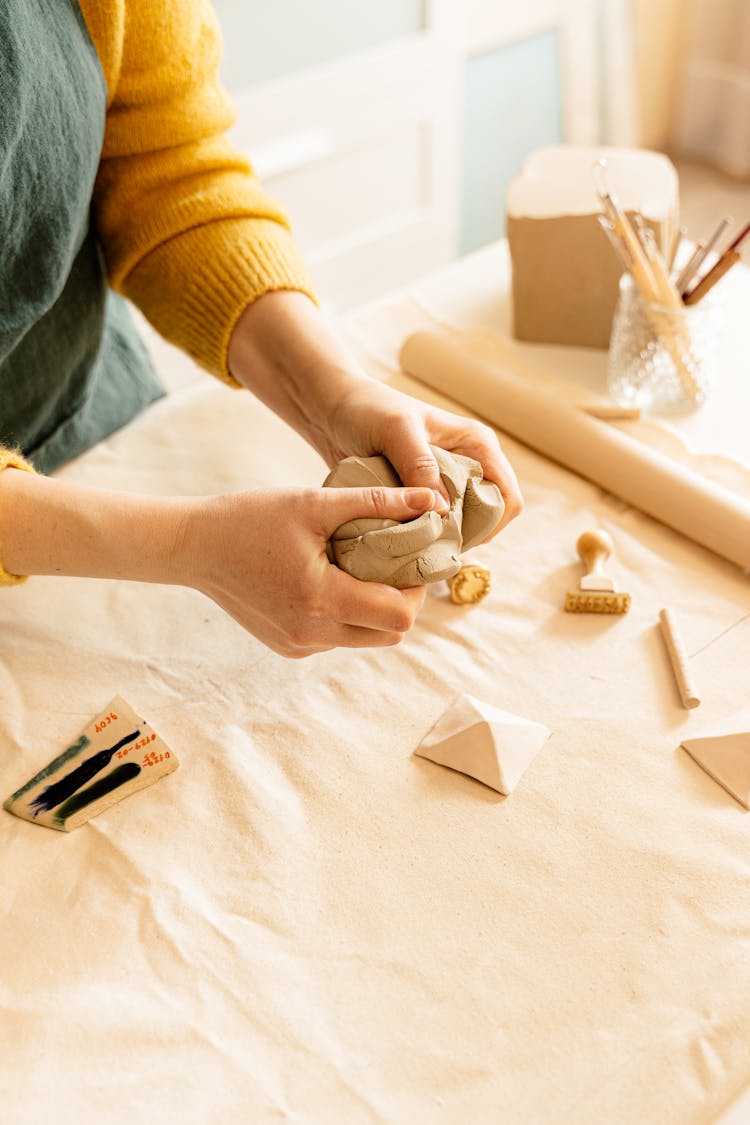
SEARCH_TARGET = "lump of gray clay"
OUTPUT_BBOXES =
[323,445,504,588]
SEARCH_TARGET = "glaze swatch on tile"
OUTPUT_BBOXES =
[4,695,178,831]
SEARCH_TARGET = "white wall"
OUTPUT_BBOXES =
[212,0,613,307]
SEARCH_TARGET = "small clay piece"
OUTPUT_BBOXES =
[682,729,750,809]
[415,693,551,794]
[4,695,178,832]
[659,608,700,709]
[448,564,491,605]
[324,445,503,588]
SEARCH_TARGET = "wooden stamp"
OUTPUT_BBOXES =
[448,563,491,605]
[564,529,631,614]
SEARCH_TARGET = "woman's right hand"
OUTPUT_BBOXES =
[181,484,446,657]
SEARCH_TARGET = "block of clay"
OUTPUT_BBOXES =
[324,445,503,588]
[682,729,750,809]
[4,695,178,831]
[415,693,551,794]
[506,145,679,347]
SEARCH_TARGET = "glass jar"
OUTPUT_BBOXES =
[608,275,722,413]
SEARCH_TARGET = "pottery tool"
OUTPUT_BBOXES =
[683,250,740,305]
[659,608,700,709]
[4,695,178,832]
[597,214,634,273]
[581,403,641,420]
[564,530,631,614]
[594,162,657,297]
[683,221,749,305]
[667,225,686,274]
[674,241,705,293]
[677,215,732,294]
[594,159,702,402]
[634,215,681,304]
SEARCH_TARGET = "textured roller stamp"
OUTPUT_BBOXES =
[448,564,491,605]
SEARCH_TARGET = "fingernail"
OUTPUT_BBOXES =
[404,488,434,510]
[433,489,450,513]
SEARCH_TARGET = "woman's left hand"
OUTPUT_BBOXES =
[328,378,523,537]
[228,292,523,538]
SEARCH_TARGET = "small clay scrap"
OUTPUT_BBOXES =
[682,715,750,809]
[415,693,551,794]
[4,695,178,832]
[324,445,503,588]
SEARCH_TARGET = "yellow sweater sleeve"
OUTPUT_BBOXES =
[84,0,317,384]
[0,450,36,586]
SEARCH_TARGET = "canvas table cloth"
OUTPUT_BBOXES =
[1,244,749,1124]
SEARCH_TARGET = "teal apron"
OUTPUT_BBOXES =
[0,0,165,474]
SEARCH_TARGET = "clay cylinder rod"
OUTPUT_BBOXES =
[398,331,750,570]
[659,609,700,709]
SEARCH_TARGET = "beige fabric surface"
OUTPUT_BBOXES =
[2,249,750,1124]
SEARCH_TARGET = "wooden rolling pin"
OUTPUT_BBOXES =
[398,331,750,570]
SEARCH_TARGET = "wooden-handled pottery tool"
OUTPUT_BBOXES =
[564,529,631,614]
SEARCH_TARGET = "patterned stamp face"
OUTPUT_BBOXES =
[3,695,178,832]
[564,591,631,614]
[448,565,491,605]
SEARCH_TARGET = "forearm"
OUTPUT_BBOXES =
[0,468,194,585]
[227,290,371,461]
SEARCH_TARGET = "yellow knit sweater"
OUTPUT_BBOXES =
[83,0,316,380]
[0,0,316,585]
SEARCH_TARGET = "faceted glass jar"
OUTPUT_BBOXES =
[608,275,722,414]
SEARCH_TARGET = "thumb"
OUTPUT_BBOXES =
[385,426,446,497]
[317,485,443,536]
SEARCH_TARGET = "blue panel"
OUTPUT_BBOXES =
[461,30,562,254]
[215,0,425,90]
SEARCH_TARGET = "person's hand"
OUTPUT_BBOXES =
[328,378,523,537]
[227,293,522,539]
[182,484,446,657]
[0,466,442,659]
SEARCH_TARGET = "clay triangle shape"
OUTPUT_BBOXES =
[415,693,550,794]
[682,731,750,809]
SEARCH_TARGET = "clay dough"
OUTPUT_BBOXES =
[323,446,504,588]
[506,145,679,347]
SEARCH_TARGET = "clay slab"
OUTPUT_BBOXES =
[682,730,750,810]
